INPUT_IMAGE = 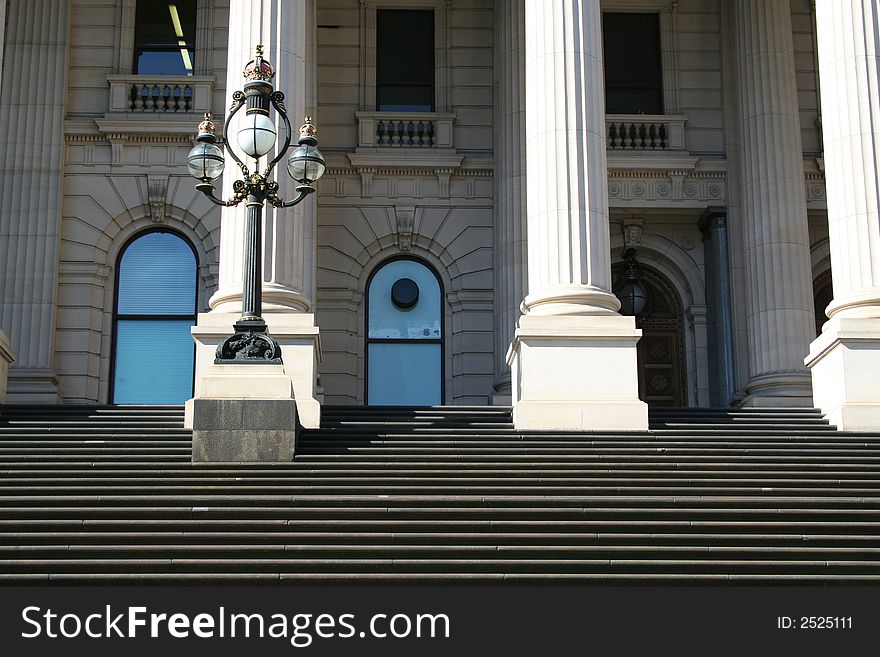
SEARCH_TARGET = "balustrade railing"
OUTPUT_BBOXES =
[606,115,687,151]
[356,112,456,150]
[106,75,215,115]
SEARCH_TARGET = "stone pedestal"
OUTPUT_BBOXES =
[188,312,321,433]
[0,330,14,404]
[508,315,648,431]
[806,318,880,430]
[188,365,297,462]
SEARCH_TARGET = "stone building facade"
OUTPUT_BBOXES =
[0,0,879,432]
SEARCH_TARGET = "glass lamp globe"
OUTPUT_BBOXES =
[618,281,647,316]
[287,144,326,184]
[186,142,225,181]
[237,112,277,158]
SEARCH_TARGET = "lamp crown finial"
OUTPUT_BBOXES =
[243,44,275,81]
[299,117,317,140]
[197,112,216,138]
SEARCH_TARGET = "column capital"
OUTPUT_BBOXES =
[698,206,728,235]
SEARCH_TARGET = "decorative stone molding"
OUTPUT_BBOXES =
[346,153,464,200]
[147,174,169,223]
[607,168,726,206]
[394,206,415,251]
[620,216,644,252]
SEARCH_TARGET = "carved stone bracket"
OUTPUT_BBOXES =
[621,216,644,253]
[394,205,416,251]
[147,174,169,223]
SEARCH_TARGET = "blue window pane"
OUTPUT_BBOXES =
[117,232,196,315]
[136,51,195,76]
[113,320,195,404]
[368,260,441,339]
[368,343,441,405]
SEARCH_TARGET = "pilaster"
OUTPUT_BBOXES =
[0,0,70,403]
[510,0,647,431]
[733,0,815,406]
[806,0,880,430]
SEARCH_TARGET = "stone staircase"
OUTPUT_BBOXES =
[1,404,879,582]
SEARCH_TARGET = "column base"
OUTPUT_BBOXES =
[806,316,880,431]
[5,368,61,404]
[507,314,648,431]
[740,373,814,408]
[191,312,321,428]
[491,380,512,406]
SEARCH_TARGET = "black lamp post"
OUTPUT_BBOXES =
[186,45,325,364]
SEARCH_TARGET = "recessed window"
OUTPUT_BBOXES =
[133,0,196,75]
[603,13,663,114]
[377,9,434,112]
[112,231,198,404]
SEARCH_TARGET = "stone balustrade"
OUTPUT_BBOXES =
[606,114,687,151]
[106,75,215,114]
[356,112,456,149]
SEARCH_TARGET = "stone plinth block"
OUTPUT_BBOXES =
[190,312,321,428]
[191,398,297,463]
[507,314,649,431]
[806,317,880,431]
[0,330,14,404]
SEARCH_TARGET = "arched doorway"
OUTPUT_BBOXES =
[813,269,833,336]
[366,257,443,405]
[613,262,687,407]
[111,229,198,404]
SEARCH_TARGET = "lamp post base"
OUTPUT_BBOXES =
[215,319,282,364]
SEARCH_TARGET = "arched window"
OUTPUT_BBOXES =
[366,258,443,405]
[111,230,198,404]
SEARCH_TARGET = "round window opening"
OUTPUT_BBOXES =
[391,277,419,309]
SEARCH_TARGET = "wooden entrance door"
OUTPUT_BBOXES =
[613,264,687,407]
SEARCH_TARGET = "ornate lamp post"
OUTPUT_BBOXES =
[186,45,325,364]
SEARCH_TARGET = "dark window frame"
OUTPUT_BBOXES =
[110,228,199,404]
[364,255,446,405]
[376,8,436,112]
[602,11,664,115]
[132,0,197,75]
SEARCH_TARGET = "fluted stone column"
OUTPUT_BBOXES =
[210,0,313,314]
[492,0,527,405]
[0,0,69,403]
[734,0,816,406]
[508,0,647,430]
[189,0,321,434]
[806,0,880,430]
